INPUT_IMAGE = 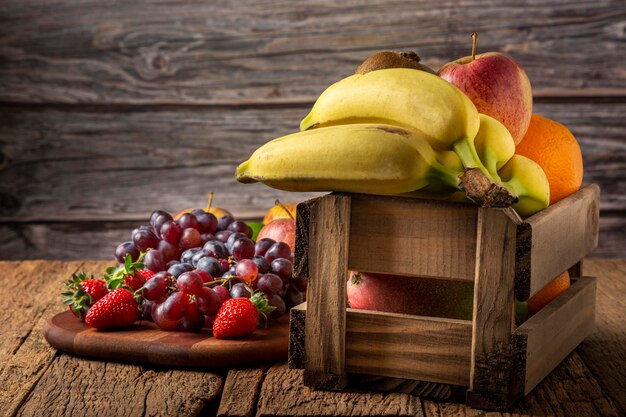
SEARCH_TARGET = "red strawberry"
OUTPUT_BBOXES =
[62,273,109,320]
[105,255,154,292]
[212,293,275,339]
[126,269,154,292]
[85,289,139,329]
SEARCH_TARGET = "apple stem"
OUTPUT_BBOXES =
[205,192,214,212]
[471,32,478,61]
[275,199,295,220]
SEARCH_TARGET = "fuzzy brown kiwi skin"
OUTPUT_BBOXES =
[355,51,437,75]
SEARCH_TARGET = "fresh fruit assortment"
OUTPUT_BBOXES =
[63,200,302,339]
[236,35,584,219]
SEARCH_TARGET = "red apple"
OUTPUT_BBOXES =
[347,271,474,320]
[257,218,296,251]
[438,33,532,144]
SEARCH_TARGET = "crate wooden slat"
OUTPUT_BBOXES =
[466,208,519,408]
[290,303,473,386]
[515,184,600,300]
[302,194,351,389]
[348,196,478,281]
[513,276,596,395]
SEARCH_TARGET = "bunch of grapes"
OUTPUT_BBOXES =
[113,208,306,332]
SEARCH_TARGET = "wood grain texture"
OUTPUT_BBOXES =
[258,363,423,417]
[217,368,265,417]
[16,354,223,417]
[0,260,87,416]
[424,352,621,417]
[303,194,350,389]
[467,208,518,409]
[1,0,625,105]
[349,195,477,280]
[515,185,599,300]
[515,277,596,395]
[578,259,626,415]
[0,101,623,260]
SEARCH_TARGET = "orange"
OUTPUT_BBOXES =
[527,271,570,317]
[515,114,583,205]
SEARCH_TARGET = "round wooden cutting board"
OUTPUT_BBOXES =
[44,311,289,367]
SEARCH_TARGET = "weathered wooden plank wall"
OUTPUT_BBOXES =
[1,0,624,260]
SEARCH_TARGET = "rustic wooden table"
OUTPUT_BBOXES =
[1,259,624,417]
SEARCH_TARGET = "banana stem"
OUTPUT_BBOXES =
[453,137,489,173]
[427,163,462,190]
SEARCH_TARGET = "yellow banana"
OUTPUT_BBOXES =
[474,114,516,181]
[236,124,462,195]
[498,155,550,218]
[300,68,493,173]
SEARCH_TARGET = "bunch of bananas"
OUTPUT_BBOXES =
[236,67,549,218]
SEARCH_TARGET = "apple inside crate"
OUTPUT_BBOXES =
[288,185,599,411]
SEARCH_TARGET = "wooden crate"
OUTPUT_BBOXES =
[288,185,599,410]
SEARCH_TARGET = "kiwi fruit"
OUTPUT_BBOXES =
[355,51,436,75]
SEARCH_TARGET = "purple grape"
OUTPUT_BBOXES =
[254,238,276,257]
[196,257,222,277]
[161,292,189,322]
[227,221,253,238]
[203,240,229,259]
[270,258,293,282]
[141,298,156,321]
[200,233,216,245]
[217,215,235,231]
[181,302,204,332]
[167,260,180,268]
[226,232,247,252]
[160,220,182,244]
[153,212,173,236]
[142,271,170,301]
[180,228,201,250]
[178,213,199,230]
[168,262,194,278]
[197,287,221,315]
[150,210,169,227]
[252,256,270,274]
[132,227,159,251]
[265,242,291,263]
[265,294,286,318]
[215,230,233,243]
[115,241,139,263]
[230,283,252,299]
[177,271,204,295]
[144,249,166,272]
[232,237,255,260]
[257,273,283,295]
[158,240,180,263]
[196,212,218,234]
[180,248,201,264]
[213,285,230,303]
[285,284,303,308]
[195,269,212,283]
[191,250,207,267]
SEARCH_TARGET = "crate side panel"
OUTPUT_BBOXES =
[349,196,478,281]
[515,276,596,394]
[516,185,599,299]
[344,308,473,386]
